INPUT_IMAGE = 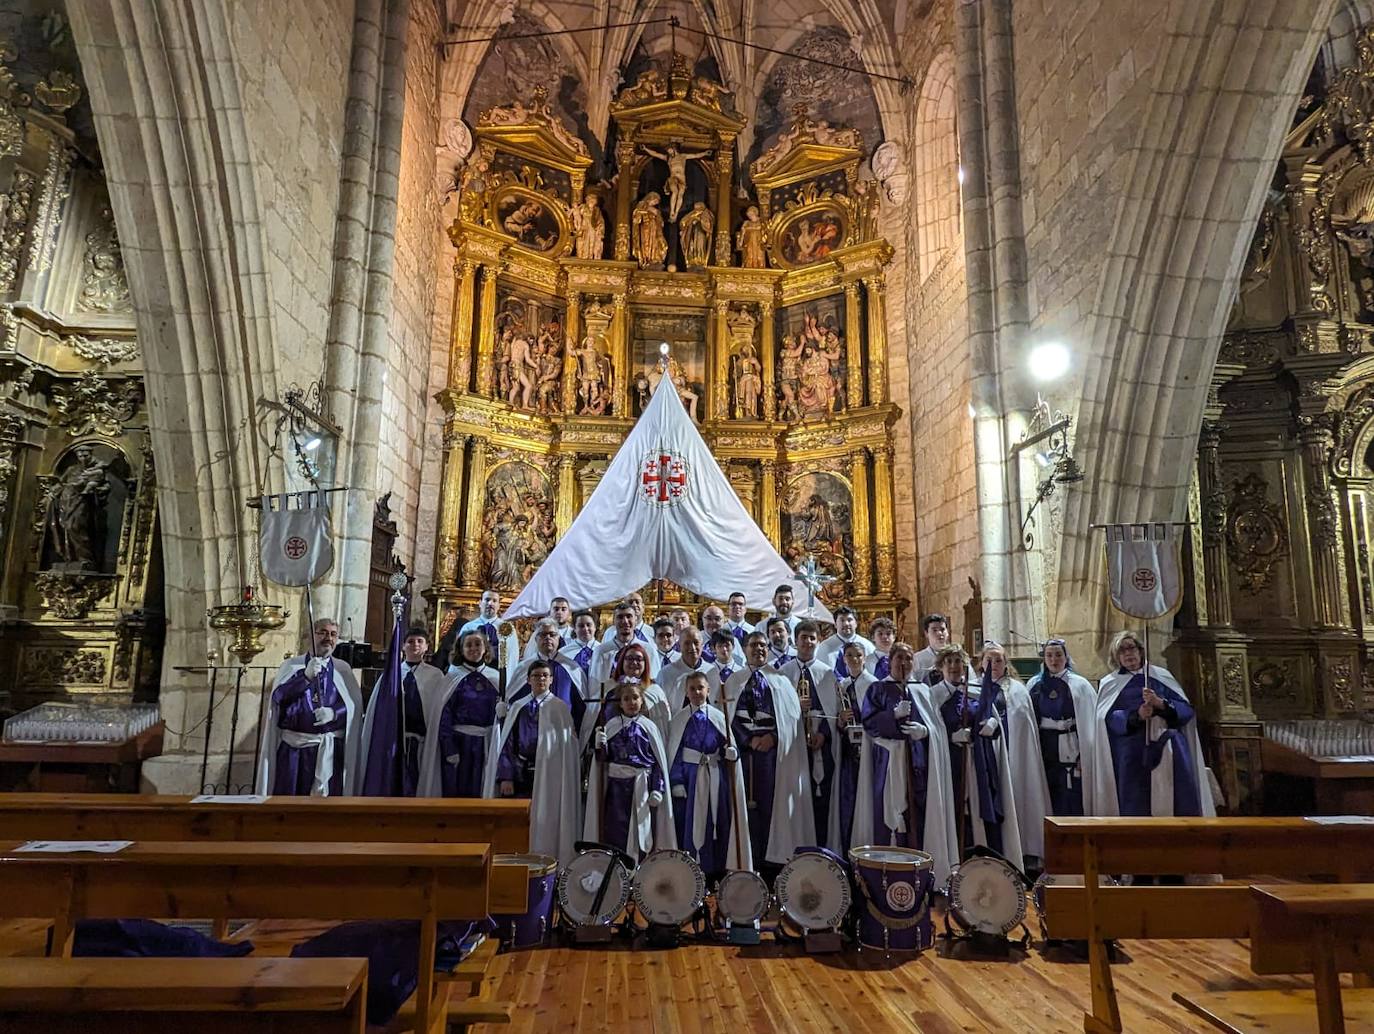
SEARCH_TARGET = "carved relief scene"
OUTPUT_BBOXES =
[480,459,556,593]
[781,469,854,604]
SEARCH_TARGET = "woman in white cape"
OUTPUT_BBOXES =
[979,642,1052,865]
[1025,637,1104,817]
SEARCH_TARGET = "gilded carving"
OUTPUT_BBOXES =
[33,71,80,113]
[51,373,143,437]
[20,647,107,685]
[1218,334,1279,368]
[0,411,21,540]
[481,461,555,593]
[781,470,853,603]
[66,335,140,366]
[1225,472,1289,593]
[0,38,25,159]
[1250,659,1299,707]
[33,570,115,619]
[1328,659,1355,711]
[0,168,33,292]
[28,139,72,274]
[1221,654,1246,707]
[76,207,131,313]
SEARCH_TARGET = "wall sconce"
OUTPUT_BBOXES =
[258,380,341,487]
[1010,394,1083,549]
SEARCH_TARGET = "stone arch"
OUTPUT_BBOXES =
[914,47,958,282]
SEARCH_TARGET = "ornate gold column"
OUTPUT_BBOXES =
[474,264,500,396]
[612,291,630,416]
[434,430,469,587]
[872,443,897,593]
[460,437,489,589]
[614,137,636,261]
[562,291,581,415]
[760,301,776,421]
[710,299,730,420]
[862,274,888,405]
[555,453,578,538]
[760,459,781,547]
[1198,419,1233,628]
[844,282,862,410]
[1299,416,1347,629]
[449,258,477,390]
[714,138,734,266]
[849,448,873,596]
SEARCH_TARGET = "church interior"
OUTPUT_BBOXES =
[2,0,1374,1032]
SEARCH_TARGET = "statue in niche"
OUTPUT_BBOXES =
[44,444,113,571]
[679,202,714,269]
[854,179,881,242]
[632,192,669,269]
[534,320,563,414]
[796,313,844,417]
[648,355,699,421]
[574,306,615,415]
[1337,204,1374,268]
[619,68,668,106]
[733,344,763,419]
[642,142,710,221]
[570,190,605,260]
[507,324,538,409]
[690,76,731,113]
[737,205,768,268]
[778,333,804,422]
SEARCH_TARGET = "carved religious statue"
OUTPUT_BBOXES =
[649,355,699,421]
[679,201,714,269]
[734,344,763,419]
[642,142,709,221]
[506,323,538,409]
[795,312,845,417]
[737,205,767,268]
[570,190,605,260]
[573,308,615,415]
[778,333,803,422]
[533,320,563,414]
[632,192,669,269]
[45,444,113,571]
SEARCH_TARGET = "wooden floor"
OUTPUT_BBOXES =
[0,916,1317,1033]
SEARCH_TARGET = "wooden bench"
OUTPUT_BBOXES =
[0,956,367,1033]
[1040,817,1374,1034]
[0,839,490,1034]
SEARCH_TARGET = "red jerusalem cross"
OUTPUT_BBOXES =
[642,453,686,503]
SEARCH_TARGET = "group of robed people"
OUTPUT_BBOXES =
[256,584,1216,887]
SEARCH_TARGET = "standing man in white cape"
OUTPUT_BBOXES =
[511,619,595,751]
[667,672,751,874]
[484,661,582,866]
[257,618,363,797]
[781,620,841,851]
[658,628,721,707]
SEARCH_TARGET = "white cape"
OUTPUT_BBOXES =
[502,376,831,622]
[851,681,959,886]
[510,653,597,751]
[780,658,841,851]
[722,667,816,863]
[666,704,752,871]
[1092,665,1217,818]
[1026,668,1106,815]
[416,664,499,798]
[256,656,363,797]
[585,714,677,856]
[482,693,583,866]
[999,676,1053,860]
[658,657,722,706]
[358,661,450,796]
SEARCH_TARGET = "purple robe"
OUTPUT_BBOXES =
[730,669,779,866]
[568,641,596,679]
[271,662,349,796]
[1030,674,1083,816]
[834,676,864,853]
[860,679,929,848]
[669,709,733,874]
[871,653,891,681]
[512,658,584,733]
[496,696,545,797]
[400,665,427,796]
[940,681,1008,855]
[770,650,796,671]
[436,667,498,798]
[1104,672,1203,816]
[600,717,664,860]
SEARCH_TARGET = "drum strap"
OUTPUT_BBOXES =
[681,748,722,850]
[855,867,930,931]
[874,737,909,833]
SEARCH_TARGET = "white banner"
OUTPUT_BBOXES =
[259,492,334,587]
[1105,523,1183,620]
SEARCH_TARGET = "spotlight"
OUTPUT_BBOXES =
[303,436,322,452]
[659,341,670,356]
[1028,342,1071,382]
[957,166,966,185]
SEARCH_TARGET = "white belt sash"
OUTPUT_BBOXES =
[874,737,909,833]
[1038,716,1080,763]
[680,747,721,850]
[608,761,654,856]
[279,729,341,796]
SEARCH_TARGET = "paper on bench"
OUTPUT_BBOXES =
[191,794,269,804]
[15,840,133,853]
[1306,815,1374,825]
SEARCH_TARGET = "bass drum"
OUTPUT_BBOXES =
[557,847,633,927]
[715,869,770,928]
[945,855,1027,936]
[632,849,706,927]
[776,847,852,933]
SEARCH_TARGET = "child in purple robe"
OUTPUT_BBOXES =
[866,618,895,680]
[710,630,738,686]
[667,673,748,876]
[585,682,675,860]
[834,641,874,853]
[418,630,501,798]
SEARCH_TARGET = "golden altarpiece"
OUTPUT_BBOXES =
[429,63,903,640]
[1173,31,1374,813]
[0,36,161,715]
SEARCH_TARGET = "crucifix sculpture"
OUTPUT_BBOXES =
[794,553,835,610]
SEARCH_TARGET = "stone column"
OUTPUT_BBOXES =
[474,264,500,396]
[460,437,489,589]
[862,274,888,405]
[555,453,578,538]
[1299,417,1347,629]
[614,137,636,261]
[850,448,873,596]
[449,258,478,391]
[714,138,733,266]
[873,444,897,593]
[562,291,581,415]
[1198,418,1233,628]
[844,282,862,410]
[760,301,777,422]
[611,292,630,416]
[433,430,468,587]
[710,299,730,421]
[760,459,781,547]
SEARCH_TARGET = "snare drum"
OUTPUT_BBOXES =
[776,847,852,933]
[945,855,1027,936]
[849,846,935,952]
[557,847,633,928]
[632,849,706,927]
[493,852,557,949]
[715,869,770,928]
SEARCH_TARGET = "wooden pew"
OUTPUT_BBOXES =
[0,956,368,1033]
[1040,817,1374,1034]
[0,840,490,1034]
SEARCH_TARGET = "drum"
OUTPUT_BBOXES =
[775,847,852,933]
[556,848,633,927]
[1032,873,1117,942]
[632,849,706,927]
[945,855,1028,936]
[848,846,935,952]
[715,869,770,928]
[493,853,557,949]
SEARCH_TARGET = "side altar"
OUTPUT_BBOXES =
[429,61,904,638]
